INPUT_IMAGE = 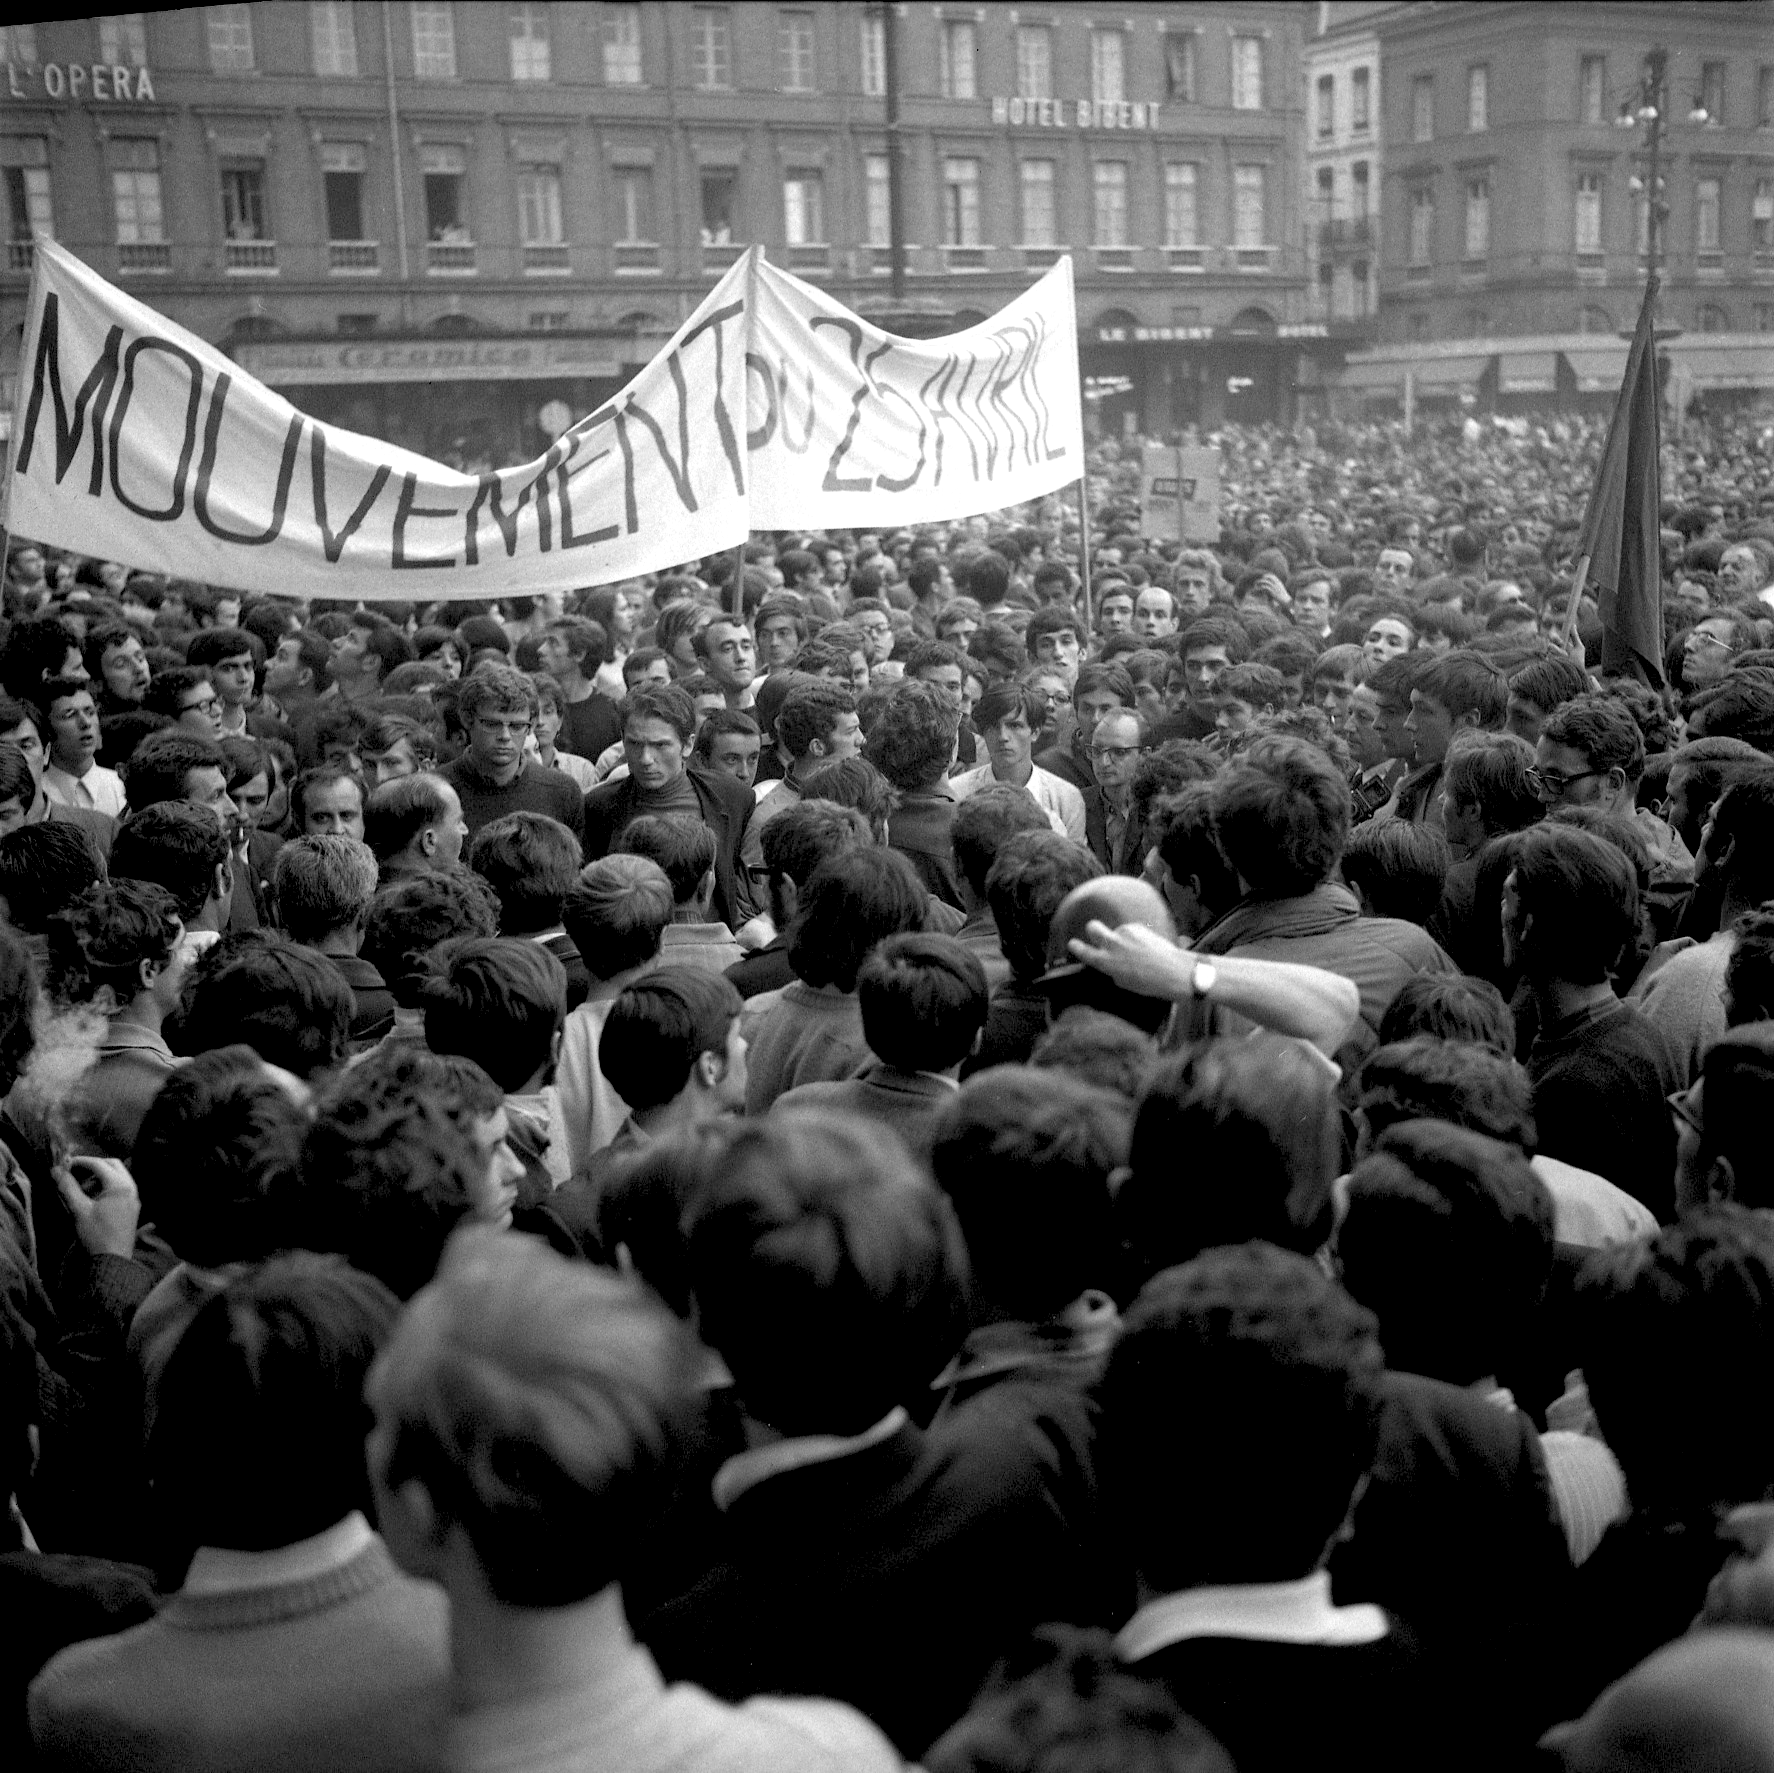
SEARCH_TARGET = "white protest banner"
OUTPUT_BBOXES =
[3,241,1083,600]
[1138,443,1222,545]
[746,255,1081,528]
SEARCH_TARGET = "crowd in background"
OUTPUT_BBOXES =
[2,405,1774,1770]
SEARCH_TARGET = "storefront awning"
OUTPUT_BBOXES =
[1412,354,1492,395]
[1670,345,1774,391]
[1563,345,1630,394]
[1498,350,1558,394]
[1338,360,1406,393]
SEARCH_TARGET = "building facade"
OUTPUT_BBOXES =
[1303,1,1390,330]
[0,2,1330,463]
[1339,0,1773,412]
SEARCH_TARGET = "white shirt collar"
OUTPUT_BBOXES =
[1115,1571,1389,1662]
[711,1407,909,1512]
[182,1510,375,1597]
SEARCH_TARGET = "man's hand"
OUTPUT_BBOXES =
[1068,919,1193,1000]
[55,1157,141,1262]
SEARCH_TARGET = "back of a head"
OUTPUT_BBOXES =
[1376,973,1516,1054]
[1096,1244,1385,1588]
[1029,1006,1158,1103]
[1577,1206,1774,1517]
[421,936,567,1093]
[362,869,503,1009]
[0,823,104,935]
[1709,772,1774,904]
[864,678,959,792]
[561,855,673,983]
[929,1067,1127,1324]
[1122,1036,1342,1286]
[272,833,379,944]
[1341,820,1451,927]
[367,1229,704,1608]
[1338,1119,1553,1386]
[292,1044,501,1298]
[926,1624,1238,1773]
[468,811,582,933]
[1442,730,1543,837]
[1211,734,1350,899]
[952,783,1053,902]
[856,932,988,1074]
[1509,822,1639,984]
[149,1252,399,1559]
[612,812,717,908]
[987,831,1104,985]
[1040,875,1180,1033]
[112,800,230,924]
[787,844,927,991]
[1357,1035,1537,1153]
[759,798,873,893]
[600,966,742,1111]
[133,1045,304,1271]
[1698,1022,1774,1210]
[365,772,453,864]
[177,931,353,1077]
[685,1113,969,1435]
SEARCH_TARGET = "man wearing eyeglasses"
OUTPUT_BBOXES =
[1532,695,1693,888]
[1081,708,1147,874]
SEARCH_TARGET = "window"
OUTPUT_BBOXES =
[1316,74,1335,140]
[221,163,268,239]
[940,20,976,100]
[411,2,456,77]
[1093,161,1128,247]
[509,4,550,80]
[516,164,563,244]
[700,169,737,243]
[615,167,653,242]
[1163,33,1194,103]
[1409,187,1434,264]
[338,313,378,336]
[942,156,980,246]
[3,140,54,251]
[0,24,37,65]
[860,13,884,97]
[1580,56,1605,125]
[1316,166,1334,206]
[783,169,824,243]
[780,11,814,92]
[1351,65,1370,131]
[691,8,730,89]
[1352,160,1370,215]
[1091,29,1125,106]
[207,4,254,72]
[527,311,568,332]
[1464,177,1489,258]
[1408,311,1431,341]
[110,138,164,244]
[1233,164,1266,247]
[1761,66,1774,128]
[1697,303,1729,333]
[321,143,366,240]
[1017,25,1052,101]
[1756,179,1774,252]
[419,143,468,241]
[1164,162,1198,247]
[1701,62,1725,126]
[1575,172,1602,254]
[605,5,642,84]
[1231,36,1263,110]
[310,2,357,75]
[1466,64,1488,133]
[1696,177,1721,254]
[1412,74,1434,142]
[864,153,890,244]
[99,15,148,67]
[1020,159,1056,246]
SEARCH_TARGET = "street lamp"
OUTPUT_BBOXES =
[1613,47,1670,287]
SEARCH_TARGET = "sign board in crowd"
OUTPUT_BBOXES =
[1138,443,1222,544]
[3,239,1083,600]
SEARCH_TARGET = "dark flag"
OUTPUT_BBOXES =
[1574,273,1664,684]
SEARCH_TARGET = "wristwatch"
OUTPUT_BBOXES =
[1189,956,1217,999]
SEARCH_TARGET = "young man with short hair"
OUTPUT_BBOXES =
[866,680,966,908]
[1157,617,1249,744]
[1023,606,1082,684]
[111,799,234,961]
[39,677,124,819]
[952,682,1086,844]
[693,614,759,711]
[466,810,591,1006]
[443,664,586,849]
[272,833,396,1046]
[536,616,623,761]
[693,709,762,789]
[614,812,743,974]
[147,667,226,742]
[1382,649,1508,829]
[1213,663,1286,749]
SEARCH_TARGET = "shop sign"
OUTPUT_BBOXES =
[6,62,158,102]
[990,96,1164,130]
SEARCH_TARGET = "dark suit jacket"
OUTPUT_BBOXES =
[582,765,755,930]
[887,788,962,909]
[1083,787,1146,875]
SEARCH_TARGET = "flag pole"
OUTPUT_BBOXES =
[1076,469,1093,630]
[730,540,746,622]
[1559,553,1592,652]
[0,236,50,586]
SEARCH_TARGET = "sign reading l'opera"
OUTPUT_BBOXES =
[991,96,1166,130]
[5,62,157,102]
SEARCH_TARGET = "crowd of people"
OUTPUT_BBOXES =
[3,404,1774,1771]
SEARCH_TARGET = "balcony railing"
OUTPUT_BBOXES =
[943,243,988,271]
[1094,245,1135,272]
[328,239,380,273]
[857,243,895,275]
[613,241,661,274]
[1166,244,1207,273]
[5,240,34,272]
[1318,216,1373,252]
[786,242,830,273]
[225,238,278,273]
[701,239,744,274]
[426,239,477,274]
[1021,243,1063,271]
[522,241,571,274]
[118,241,171,272]
[1232,245,1277,273]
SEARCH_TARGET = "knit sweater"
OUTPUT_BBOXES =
[741,983,869,1115]
[30,1533,449,1773]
